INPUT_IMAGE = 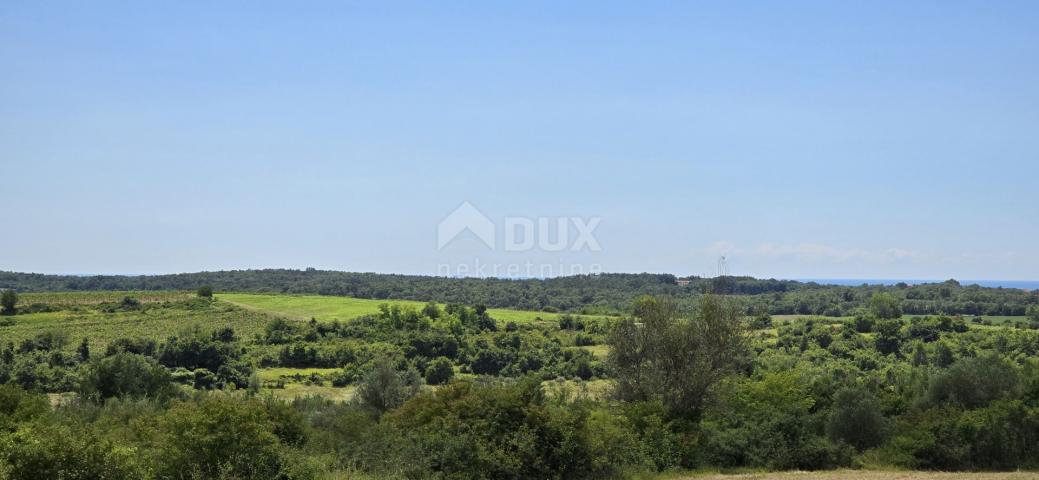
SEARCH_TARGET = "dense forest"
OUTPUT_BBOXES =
[1,270,1036,317]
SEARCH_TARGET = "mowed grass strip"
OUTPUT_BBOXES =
[218,292,611,324]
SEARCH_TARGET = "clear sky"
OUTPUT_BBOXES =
[2,1,1037,279]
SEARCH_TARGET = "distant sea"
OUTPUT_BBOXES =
[795,279,1039,290]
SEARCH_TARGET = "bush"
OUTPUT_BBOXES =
[356,357,422,413]
[0,422,146,479]
[609,295,747,418]
[907,317,941,342]
[873,319,903,355]
[1,290,17,315]
[104,337,157,357]
[927,355,1020,409]
[156,395,303,479]
[574,333,597,346]
[389,379,649,479]
[750,312,773,329]
[197,285,214,298]
[870,293,903,320]
[0,384,49,432]
[424,357,454,385]
[158,326,251,387]
[79,352,177,403]
[826,387,888,451]
[701,371,848,470]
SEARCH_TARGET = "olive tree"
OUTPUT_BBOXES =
[608,294,747,418]
[356,356,422,414]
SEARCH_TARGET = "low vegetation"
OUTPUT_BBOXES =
[0,283,1037,478]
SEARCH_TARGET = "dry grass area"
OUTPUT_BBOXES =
[673,471,1039,480]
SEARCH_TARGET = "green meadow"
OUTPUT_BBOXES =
[218,292,613,325]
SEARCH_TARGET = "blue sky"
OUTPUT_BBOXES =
[2,1,1037,279]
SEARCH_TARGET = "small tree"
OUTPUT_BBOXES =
[869,292,902,320]
[77,338,90,362]
[1,290,17,315]
[826,387,889,451]
[157,396,285,479]
[425,357,455,385]
[79,352,177,403]
[356,357,422,414]
[197,285,214,299]
[476,313,497,332]
[422,301,441,319]
[853,313,875,333]
[873,319,903,356]
[608,294,747,419]
[927,354,1021,409]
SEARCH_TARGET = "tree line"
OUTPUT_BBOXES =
[2,270,1036,317]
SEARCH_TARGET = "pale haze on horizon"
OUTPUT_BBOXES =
[1,2,1037,280]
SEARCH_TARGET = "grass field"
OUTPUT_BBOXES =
[17,290,195,306]
[0,299,272,350]
[218,292,612,325]
[257,367,355,401]
[660,472,1039,480]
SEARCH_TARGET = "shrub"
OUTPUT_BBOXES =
[424,356,454,385]
[105,337,157,357]
[873,319,903,355]
[0,422,146,479]
[927,355,1020,409]
[750,312,773,329]
[574,333,597,346]
[470,348,511,375]
[390,379,648,479]
[156,395,304,479]
[701,371,847,470]
[869,293,903,320]
[197,285,214,298]
[356,357,422,413]
[826,387,888,450]
[1,290,17,315]
[907,317,941,342]
[609,295,747,418]
[853,314,875,333]
[158,326,251,387]
[0,384,49,432]
[421,301,441,319]
[79,352,177,403]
